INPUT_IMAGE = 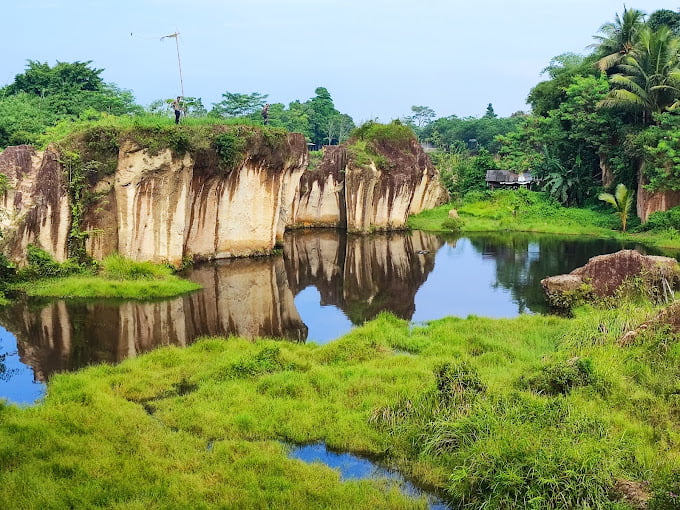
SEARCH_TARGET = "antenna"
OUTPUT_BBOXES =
[160,32,184,98]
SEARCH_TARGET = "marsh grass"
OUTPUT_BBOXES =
[0,305,679,508]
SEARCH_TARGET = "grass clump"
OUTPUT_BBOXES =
[101,253,172,280]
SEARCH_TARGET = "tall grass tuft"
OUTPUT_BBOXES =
[101,254,172,280]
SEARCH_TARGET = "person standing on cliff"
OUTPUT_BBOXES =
[261,103,270,125]
[172,96,184,124]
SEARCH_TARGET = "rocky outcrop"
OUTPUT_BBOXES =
[292,139,448,232]
[637,171,680,223]
[0,145,70,262]
[84,135,308,265]
[542,250,680,308]
[0,127,448,265]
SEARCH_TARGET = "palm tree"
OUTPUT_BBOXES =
[598,26,680,124]
[599,183,635,232]
[591,7,647,72]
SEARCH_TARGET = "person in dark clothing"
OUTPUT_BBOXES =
[261,103,270,125]
[172,96,184,124]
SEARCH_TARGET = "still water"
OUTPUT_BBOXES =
[0,230,675,404]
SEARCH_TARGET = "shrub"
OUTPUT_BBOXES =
[442,216,465,233]
[19,244,83,279]
[637,206,680,233]
[213,130,247,170]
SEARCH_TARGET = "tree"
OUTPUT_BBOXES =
[526,53,596,116]
[302,87,348,146]
[598,26,680,125]
[211,92,268,117]
[483,103,497,119]
[408,105,435,129]
[599,183,634,231]
[648,9,680,35]
[591,7,646,72]
[4,60,105,97]
[0,60,140,148]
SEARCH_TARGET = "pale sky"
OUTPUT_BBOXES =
[3,1,679,122]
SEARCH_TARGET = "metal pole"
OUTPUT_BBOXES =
[174,33,184,98]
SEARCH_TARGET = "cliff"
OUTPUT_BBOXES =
[292,129,449,232]
[0,123,448,265]
[636,170,680,223]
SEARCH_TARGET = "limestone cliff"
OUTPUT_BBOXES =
[83,134,307,265]
[0,123,448,265]
[636,171,680,223]
[0,145,70,262]
[292,135,448,232]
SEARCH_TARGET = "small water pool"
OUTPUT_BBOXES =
[288,443,450,509]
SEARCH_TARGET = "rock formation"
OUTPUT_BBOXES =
[292,139,448,232]
[542,250,680,308]
[0,126,448,265]
[636,172,680,223]
[0,145,70,262]
[618,300,680,346]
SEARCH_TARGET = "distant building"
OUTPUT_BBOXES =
[485,169,533,190]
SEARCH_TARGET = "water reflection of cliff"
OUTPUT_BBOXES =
[285,230,441,323]
[0,230,441,381]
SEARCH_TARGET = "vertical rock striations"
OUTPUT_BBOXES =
[0,124,447,265]
[292,137,449,232]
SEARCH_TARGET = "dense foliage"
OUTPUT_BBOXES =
[413,6,680,214]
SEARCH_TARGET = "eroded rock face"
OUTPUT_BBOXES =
[637,170,680,223]
[0,145,70,262]
[542,250,680,308]
[292,140,448,233]
[0,130,448,265]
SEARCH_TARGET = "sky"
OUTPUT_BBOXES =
[3,1,680,123]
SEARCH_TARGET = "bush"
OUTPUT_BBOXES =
[637,206,680,233]
[442,216,465,233]
[213,130,247,170]
[19,244,83,279]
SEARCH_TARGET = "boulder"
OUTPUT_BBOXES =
[619,301,680,346]
[542,250,679,308]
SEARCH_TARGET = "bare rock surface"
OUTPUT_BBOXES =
[542,250,679,308]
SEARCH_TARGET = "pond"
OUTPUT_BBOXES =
[0,230,676,404]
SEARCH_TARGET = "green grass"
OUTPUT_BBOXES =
[17,274,200,299]
[1,304,679,508]
[12,252,200,300]
[409,191,680,250]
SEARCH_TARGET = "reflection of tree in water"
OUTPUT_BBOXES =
[466,233,653,314]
